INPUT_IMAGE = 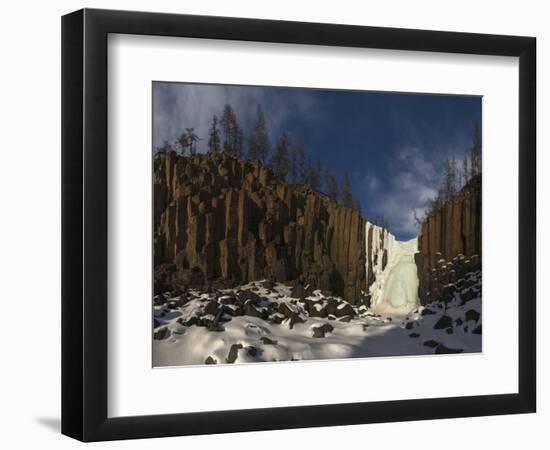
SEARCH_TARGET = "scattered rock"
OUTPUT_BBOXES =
[259,336,277,345]
[423,340,439,348]
[177,315,199,327]
[153,327,169,340]
[421,308,436,316]
[261,280,275,290]
[405,322,415,330]
[308,301,329,318]
[337,315,352,323]
[226,343,243,363]
[435,344,464,354]
[153,294,166,306]
[312,323,334,338]
[203,300,219,316]
[465,309,480,323]
[172,325,186,335]
[237,289,261,305]
[409,333,420,338]
[278,302,305,328]
[244,301,268,319]
[446,327,453,334]
[167,300,180,309]
[472,324,482,335]
[268,312,285,324]
[461,289,477,303]
[246,346,258,357]
[223,304,244,317]
[334,302,355,318]
[205,356,217,364]
[433,315,453,330]
[218,295,237,305]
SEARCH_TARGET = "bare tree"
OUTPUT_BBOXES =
[221,104,242,156]
[207,115,221,153]
[470,121,482,177]
[154,140,172,158]
[295,144,307,184]
[306,156,322,191]
[271,131,291,180]
[341,171,353,208]
[248,105,270,162]
[462,153,470,186]
[325,170,339,202]
[176,131,190,156]
[185,127,200,155]
[352,193,362,215]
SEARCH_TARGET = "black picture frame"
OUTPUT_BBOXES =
[62,8,536,442]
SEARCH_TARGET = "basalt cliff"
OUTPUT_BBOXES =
[415,175,482,304]
[154,151,377,304]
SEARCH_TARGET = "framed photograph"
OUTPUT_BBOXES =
[62,8,536,441]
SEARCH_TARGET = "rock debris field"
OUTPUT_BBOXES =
[153,270,481,366]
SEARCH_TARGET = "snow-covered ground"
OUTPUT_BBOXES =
[153,269,481,366]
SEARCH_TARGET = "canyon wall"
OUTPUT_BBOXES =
[415,175,482,304]
[154,151,374,303]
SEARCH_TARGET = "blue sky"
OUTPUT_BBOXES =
[153,82,481,240]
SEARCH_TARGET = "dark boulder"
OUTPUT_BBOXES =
[223,304,244,317]
[244,300,268,319]
[268,313,285,324]
[435,344,464,354]
[154,327,170,340]
[312,323,334,338]
[203,300,219,316]
[153,294,166,306]
[237,289,261,305]
[433,315,453,330]
[334,302,355,318]
[177,315,199,327]
[461,289,477,303]
[226,343,243,363]
[261,280,275,290]
[218,294,237,305]
[465,309,480,323]
[308,301,329,318]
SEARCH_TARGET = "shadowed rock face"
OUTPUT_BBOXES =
[154,151,367,304]
[416,175,482,304]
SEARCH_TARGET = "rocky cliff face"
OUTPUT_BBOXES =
[154,151,369,303]
[415,175,482,304]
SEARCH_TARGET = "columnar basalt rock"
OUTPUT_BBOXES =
[154,151,368,303]
[416,175,482,304]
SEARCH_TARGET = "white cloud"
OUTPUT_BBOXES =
[371,145,439,239]
[153,83,320,152]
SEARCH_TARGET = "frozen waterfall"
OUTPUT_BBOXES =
[365,222,419,313]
